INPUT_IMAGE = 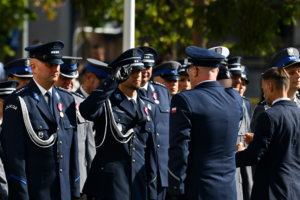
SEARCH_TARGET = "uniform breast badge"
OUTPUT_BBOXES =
[58,103,64,118]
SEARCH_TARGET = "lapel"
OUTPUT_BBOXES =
[52,87,62,125]
[137,94,147,124]
[28,80,57,125]
[113,88,136,118]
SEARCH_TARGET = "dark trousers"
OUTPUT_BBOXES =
[72,194,95,200]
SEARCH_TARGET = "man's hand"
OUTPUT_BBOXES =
[169,195,183,200]
[243,133,254,145]
[236,142,245,151]
[109,64,132,84]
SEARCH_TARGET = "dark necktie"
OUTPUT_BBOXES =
[130,99,140,119]
[139,88,147,98]
[46,91,53,116]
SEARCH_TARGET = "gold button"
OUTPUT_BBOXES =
[130,144,132,147]
[104,82,107,85]
[70,125,72,128]
[57,128,59,131]
[40,126,42,129]
[133,159,135,163]
[157,133,159,136]
[60,141,62,145]
[149,128,151,131]
[134,136,136,139]
[60,169,63,173]
[118,119,120,121]
[101,167,104,170]
[133,148,135,151]
[157,145,160,148]
[174,186,177,189]
[60,155,63,159]
[167,110,169,112]
[135,125,138,127]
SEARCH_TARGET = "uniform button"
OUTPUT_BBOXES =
[60,169,63,173]
[101,167,104,170]
[133,136,136,139]
[60,141,62,145]
[57,128,59,131]
[167,110,169,112]
[60,155,63,159]
[130,144,132,147]
[149,128,151,131]
[135,124,138,127]
[39,126,42,129]
[133,159,135,163]
[133,148,135,151]
[157,145,160,148]
[157,133,159,136]
[118,119,120,121]
[174,186,177,189]
[70,125,72,128]
[104,82,107,85]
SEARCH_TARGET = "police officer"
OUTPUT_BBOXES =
[209,46,230,68]
[168,46,243,200]
[4,58,33,89]
[250,48,300,133]
[0,81,19,200]
[177,58,191,91]
[152,61,181,97]
[228,56,243,92]
[53,56,97,200]
[138,46,171,200]
[217,65,232,88]
[77,60,110,97]
[1,41,80,200]
[80,48,157,200]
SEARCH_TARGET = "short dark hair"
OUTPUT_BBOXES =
[261,67,290,91]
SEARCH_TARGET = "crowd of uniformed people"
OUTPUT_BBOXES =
[0,40,299,200]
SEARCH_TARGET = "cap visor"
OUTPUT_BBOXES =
[132,66,146,70]
[161,75,180,81]
[230,70,242,75]
[143,62,154,67]
[60,70,78,79]
[282,60,300,68]
[39,59,64,65]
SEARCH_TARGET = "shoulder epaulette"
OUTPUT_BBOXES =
[13,85,29,95]
[54,86,72,96]
[71,91,85,99]
[140,95,154,104]
[150,81,167,89]
[257,100,266,106]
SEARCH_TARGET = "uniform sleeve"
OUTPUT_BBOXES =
[250,104,265,133]
[1,95,29,199]
[79,77,118,121]
[85,121,96,171]
[70,100,80,198]
[0,158,8,196]
[236,112,273,167]
[168,94,192,196]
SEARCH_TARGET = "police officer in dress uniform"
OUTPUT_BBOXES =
[137,46,171,200]
[77,60,110,97]
[80,48,157,200]
[4,58,33,89]
[209,46,230,69]
[168,46,243,200]
[1,41,80,200]
[152,62,181,98]
[250,48,300,133]
[53,56,97,200]
[177,58,191,92]
[0,81,19,200]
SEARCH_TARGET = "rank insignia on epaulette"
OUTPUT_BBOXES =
[216,47,222,54]
[133,49,137,56]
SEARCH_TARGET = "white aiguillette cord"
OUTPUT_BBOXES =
[95,99,134,148]
[18,96,57,148]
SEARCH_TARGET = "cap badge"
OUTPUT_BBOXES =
[172,63,176,69]
[12,82,17,87]
[54,42,59,47]
[25,59,30,66]
[287,48,294,56]
[237,57,241,63]
[133,49,138,56]
[216,48,222,54]
[70,59,76,66]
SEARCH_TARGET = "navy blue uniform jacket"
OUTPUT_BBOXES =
[236,100,300,200]
[168,81,243,200]
[80,77,157,200]
[1,80,80,200]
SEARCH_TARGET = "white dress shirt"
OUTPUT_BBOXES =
[124,93,142,119]
[33,79,53,104]
[272,97,290,105]
[141,82,149,91]
[80,85,89,98]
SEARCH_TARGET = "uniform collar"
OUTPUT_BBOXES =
[196,80,215,87]
[80,85,89,98]
[33,78,52,96]
[272,97,290,105]
[141,82,149,91]
[124,93,138,103]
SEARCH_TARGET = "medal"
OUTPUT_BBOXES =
[153,93,159,104]
[147,115,150,121]
[76,103,81,116]
[117,123,122,131]
[58,103,64,118]
[144,107,149,115]
[148,104,151,110]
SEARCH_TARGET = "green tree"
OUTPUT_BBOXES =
[0,0,63,59]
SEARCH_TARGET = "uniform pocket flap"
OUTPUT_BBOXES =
[145,121,154,133]
[63,119,77,129]
[158,105,170,113]
[31,120,50,130]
